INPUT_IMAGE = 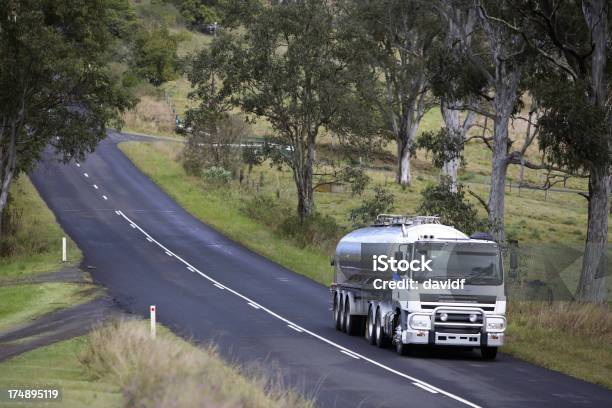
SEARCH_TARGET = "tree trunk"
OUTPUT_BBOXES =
[397,140,412,187]
[487,115,509,242]
[295,130,316,222]
[577,0,608,302]
[576,166,609,302]
[0,124,17,237]
[440,101,461,191]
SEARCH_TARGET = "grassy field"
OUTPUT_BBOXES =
[119,140,611,389]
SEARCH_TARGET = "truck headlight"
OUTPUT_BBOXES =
[486,317,506,332]
[409,314,431,330]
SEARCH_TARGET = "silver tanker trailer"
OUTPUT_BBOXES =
[330,215,506,359]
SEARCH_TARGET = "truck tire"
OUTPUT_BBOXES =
[396,339,410,356]
[339,296,347,332]
[344,297,362,336]
[365,307,376,345]
[375,310,389,348]
[481,346,498,360]
[334,294,342,331]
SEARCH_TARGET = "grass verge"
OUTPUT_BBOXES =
[0,177,81,280]
[80,318,313,408]
[120,140,611,389]
[0,283,98,332]
[0,336,121,408]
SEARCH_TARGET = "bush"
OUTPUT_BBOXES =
[202,167,232,185]
[279,212,341,251]
[349,185,395,227]
[240,195,281,225]
[417,177,486,235]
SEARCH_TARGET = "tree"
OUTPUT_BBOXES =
[189,0,356,221]
[434,0,529,241]
[0,0,134,233]
[499,0,610,302]
[130,25,180,86]
[344,0,440,186]
[434,3,477,191]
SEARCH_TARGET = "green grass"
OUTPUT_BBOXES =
[0,283,97,332]
[0,177,81,280]
[0,337,121,408]
[120,140,611,389]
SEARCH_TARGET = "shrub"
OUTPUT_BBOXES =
[202,167,232,185]
[417,177,486,235]
[279,212,341,251]
[349,185,395,227]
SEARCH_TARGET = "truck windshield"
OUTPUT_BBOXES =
[412,242,503,285]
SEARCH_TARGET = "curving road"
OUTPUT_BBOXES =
[30,132,612,408]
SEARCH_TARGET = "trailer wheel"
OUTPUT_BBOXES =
[480,346,498,360]
[375,309,389,348]
[365,306,376,345]
[334,294,342,331]
[344,297,361,336]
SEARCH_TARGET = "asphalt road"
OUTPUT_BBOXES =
[30,131,612,408]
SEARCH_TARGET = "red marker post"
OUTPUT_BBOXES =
[150,305,156,339]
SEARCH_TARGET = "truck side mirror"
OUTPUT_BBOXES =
[330,257,335,266]
[394,251,404,260]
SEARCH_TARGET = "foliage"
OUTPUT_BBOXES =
[279,212,342,251]
[416,128,465,169]
[169,0,220,29]
[535,78,609,174]
[349,185,395,227]
[417,177,485,235]
[201,166,232,185]
[0,0,136,228]
[182,113,248,176]
[131,26,180,86]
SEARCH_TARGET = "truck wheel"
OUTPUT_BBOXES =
[481,346,498,360]
[396,339,410,356]
[344,298,361,336]
[334,295,342,331]
[365,307,376,345]
[375,310,389,348]
[339,297,347,332]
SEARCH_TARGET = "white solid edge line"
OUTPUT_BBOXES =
[340,350,360,359]
[115,211,482,408]
[413,383,439,394]
[288,324,303,333]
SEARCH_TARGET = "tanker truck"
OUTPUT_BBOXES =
[330,215,506,360]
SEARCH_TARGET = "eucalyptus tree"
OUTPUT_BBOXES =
[188,0,359,221]
[0,0,134,233]
[430,0,529,241]
[496,0,610,302]
[343,0,440,187]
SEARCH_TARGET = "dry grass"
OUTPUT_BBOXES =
[80,319,314,408]
[123,95,176,137]
[508,301,612,341]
